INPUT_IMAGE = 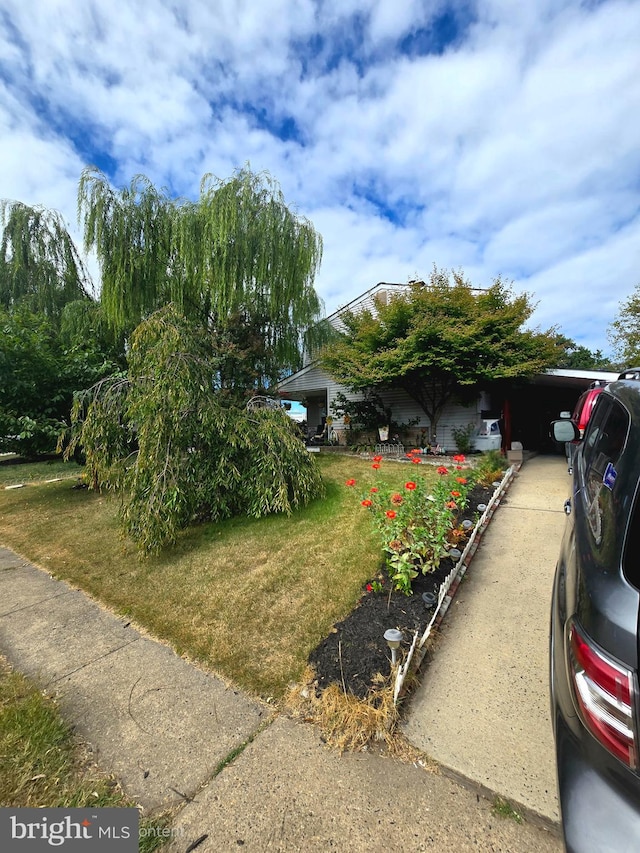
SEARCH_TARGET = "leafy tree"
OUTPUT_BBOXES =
[320,268,558,437]
[0,307,120,457]
[66,305,324,554]
[59,299,126,368]
[608,284,640,366]
[0,201,124,457]
[552,334,614,370]
[78,166,324,388]
[0,201,92,325]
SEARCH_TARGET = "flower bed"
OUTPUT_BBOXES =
[307,452,510,702]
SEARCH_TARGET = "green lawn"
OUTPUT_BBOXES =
[0,456,83,486]
[0,454,440,698]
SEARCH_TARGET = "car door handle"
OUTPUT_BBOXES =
[564,499,572,515]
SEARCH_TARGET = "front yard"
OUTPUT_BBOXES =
[0,454,443,698]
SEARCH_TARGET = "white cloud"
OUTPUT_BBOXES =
[0,0,638,355]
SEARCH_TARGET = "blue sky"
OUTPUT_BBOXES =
[1,0,639,355]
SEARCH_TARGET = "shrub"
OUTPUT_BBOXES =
[452,422,476,455]
[474,450,507,487]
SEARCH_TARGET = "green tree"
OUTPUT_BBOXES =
[0,307,120,457]
[320,268,558,437]
[0,201,92,325]
[552,334,614,370]
[66,305,324,554]
[78,165,324,389]
[608,284,640,366]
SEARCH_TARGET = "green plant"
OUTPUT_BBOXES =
[65,305,324,554]
[475,450,507,487]
[351,451,476,594]
[491,796,523,824]
[0,306,120,458]
[452,422,476,455]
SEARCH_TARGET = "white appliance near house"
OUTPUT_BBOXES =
[471,418,502,452]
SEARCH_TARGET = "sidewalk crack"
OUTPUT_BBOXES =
[45,636,141,686]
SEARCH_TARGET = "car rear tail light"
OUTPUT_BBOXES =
[567,620,638,768]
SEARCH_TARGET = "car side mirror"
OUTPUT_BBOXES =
[551,419,580,442]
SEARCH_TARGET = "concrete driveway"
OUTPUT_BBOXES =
[403,454,569,825]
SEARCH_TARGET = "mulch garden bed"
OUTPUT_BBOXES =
[308,482,496,700]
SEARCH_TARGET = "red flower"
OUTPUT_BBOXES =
[391,493,403,505]
[386,510,397,519]
[411,448,422,455]
[446,500,458,509]
[366,583,373,592]
[361,499,373,507]
[455,465,463,471]
[451,490,461,497]
[370,487,379,493]
[412,457,421,464]
[345,478,356,486]
[453,454,466,463]
[437,466,448,475]
[456,477,467,484]
[372,463,381,470]
[405,481,417,490]
[405,453,414,459]
[373,455,383,462]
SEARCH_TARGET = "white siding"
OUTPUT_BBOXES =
[279,364,488,452]
[366,388,483,454]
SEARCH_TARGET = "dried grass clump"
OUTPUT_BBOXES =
[286,667,437,769]
[286,666,399,752]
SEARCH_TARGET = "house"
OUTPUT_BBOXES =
[278,281,619,454]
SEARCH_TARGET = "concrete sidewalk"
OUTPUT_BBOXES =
[0,548,266,811]
[0,458,566,852]
[402,455,569,825]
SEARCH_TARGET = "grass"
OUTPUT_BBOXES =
[491,795,523,823]
[0,455,83,486]
[0,453,441,699]
[0,656,170,851]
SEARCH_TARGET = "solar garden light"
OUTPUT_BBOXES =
[477,503,487,513]
[462,519,473,531]
[422,591,437,609]
[384,628,403,664]
[449,548,462,563]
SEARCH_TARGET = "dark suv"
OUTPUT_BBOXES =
[550,368,640,851]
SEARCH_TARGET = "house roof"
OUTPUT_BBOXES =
[532,368,619,389]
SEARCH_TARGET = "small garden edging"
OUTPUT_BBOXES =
[393,463,517,703]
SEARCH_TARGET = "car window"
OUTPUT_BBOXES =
[580,397,609,468]
[572,390,587,421]
[580,398,629,548]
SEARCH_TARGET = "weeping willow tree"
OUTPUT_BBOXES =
[0,201,93,325]
[78,165,324,387]
[66,304,324,554]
